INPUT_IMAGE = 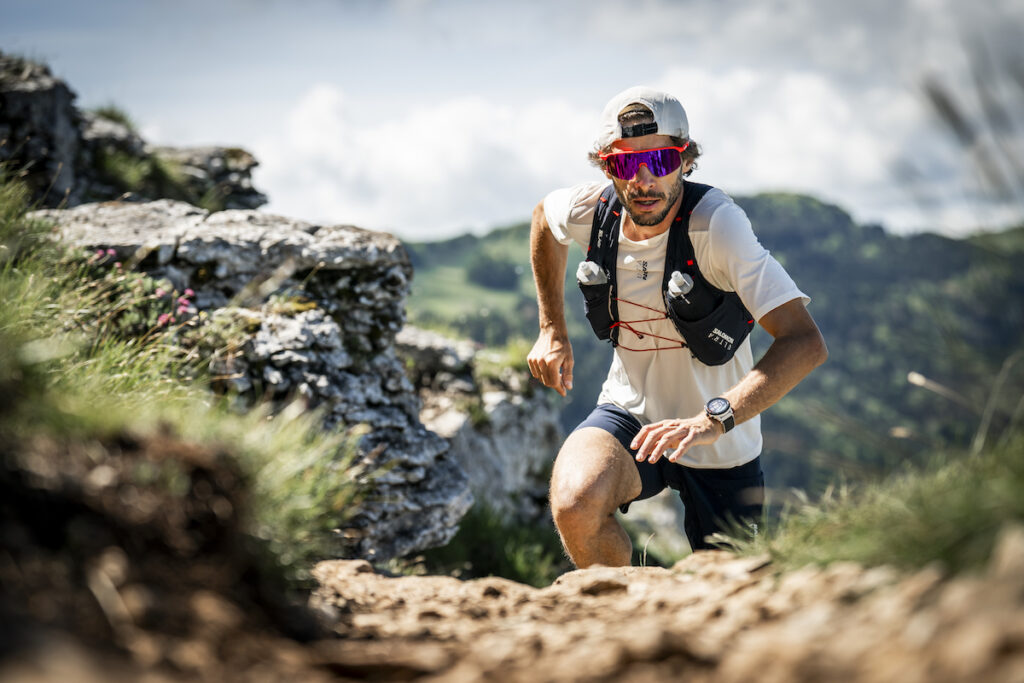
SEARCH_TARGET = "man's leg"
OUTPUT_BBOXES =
[549,426,643,568]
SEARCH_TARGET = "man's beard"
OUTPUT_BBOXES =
[616,171,686,226]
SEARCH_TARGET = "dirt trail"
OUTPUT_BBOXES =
[3,429,1023,681]
[309,531,1024,682]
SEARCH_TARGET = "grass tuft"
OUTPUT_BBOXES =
[89,104,137,131]
[733,432,1024,574]
[93,148,200,205]
[392,505,572,587]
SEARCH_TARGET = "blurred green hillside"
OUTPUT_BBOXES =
[405,193,1024,496]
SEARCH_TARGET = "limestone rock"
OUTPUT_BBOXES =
[147,145,268,210]
[0,51,81,206]
[396,326,563,522]
[395,326,476,390]
[425,386,560,522]
[32,199,473,561]
[80,110,145,157]
[0,52,268,212]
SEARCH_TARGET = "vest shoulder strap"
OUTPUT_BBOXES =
[587,184,622,272]
[663,180,712,289]
[587,184,622,343]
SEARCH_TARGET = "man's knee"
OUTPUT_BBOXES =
[550,477,605,536]
[549,428,640,533]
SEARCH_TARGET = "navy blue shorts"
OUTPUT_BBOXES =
[573,403,764,550]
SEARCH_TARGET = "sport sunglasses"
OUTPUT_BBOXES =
[599,142,690,180]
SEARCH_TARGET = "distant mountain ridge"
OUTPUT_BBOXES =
[405,192,1024,494]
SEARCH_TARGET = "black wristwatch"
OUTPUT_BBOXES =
[705,397,735,433]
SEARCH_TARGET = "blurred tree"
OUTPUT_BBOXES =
[466,253,520,290]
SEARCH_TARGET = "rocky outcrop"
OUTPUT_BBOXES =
[309,527,1024,681]
[31,199,473,561]
[144,145,267,210]
[395,326,563,522]
[0,52,80,205]
[0,52,266,211]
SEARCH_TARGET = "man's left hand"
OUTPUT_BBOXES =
[630,415,721,464]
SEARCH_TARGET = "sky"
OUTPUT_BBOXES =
[2,0,1023,240]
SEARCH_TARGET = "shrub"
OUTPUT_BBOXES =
[466,253,520,290]
[89,104,137,131]
[94,148,198,204]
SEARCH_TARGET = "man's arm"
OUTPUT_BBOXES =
[631,298,827,462]
[526,200,574,397]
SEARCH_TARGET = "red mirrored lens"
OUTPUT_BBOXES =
[602,147,686,179]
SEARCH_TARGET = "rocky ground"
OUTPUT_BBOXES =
[11,520,1023,682]
[306,535,1024,683]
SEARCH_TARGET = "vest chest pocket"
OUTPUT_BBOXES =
[664,291,755,366]
[579,280,615,341]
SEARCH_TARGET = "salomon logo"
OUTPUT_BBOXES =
[709,328,735,348]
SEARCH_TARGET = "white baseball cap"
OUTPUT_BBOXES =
[594,86,690,150]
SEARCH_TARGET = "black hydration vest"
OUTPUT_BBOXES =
[578,181,756,366]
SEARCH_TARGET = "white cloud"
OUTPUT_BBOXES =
[254,61,1023,241]
[245,0,1024,239]
[254,84,601,239]
[652,67,919,222]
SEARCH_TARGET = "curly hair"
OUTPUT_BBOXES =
[588,104,701,176]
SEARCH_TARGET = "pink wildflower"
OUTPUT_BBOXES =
[155,288,166,297]
[177,304,189,315]
[157,313,172,327]
[106,249,116,256]
[94,249,104,258]
[177,296,189,305]
[114,262,122,269]
[184,288,195,298]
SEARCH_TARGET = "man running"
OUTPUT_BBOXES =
[528,86,827,567]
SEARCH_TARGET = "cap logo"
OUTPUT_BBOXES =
[621,122,658,138]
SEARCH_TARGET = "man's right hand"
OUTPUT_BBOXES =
[528,198,573,397]
[527,329,574,397]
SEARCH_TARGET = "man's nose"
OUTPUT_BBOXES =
[630,163,658,186]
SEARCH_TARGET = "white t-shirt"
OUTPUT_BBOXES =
[544,180,809,468]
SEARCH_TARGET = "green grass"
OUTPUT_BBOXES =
[94,148,199,203]
[409,265,527,318]
[89,104,138,131]
[0,165,361,585]
[733,431,1024,574]
[398,505,573,587]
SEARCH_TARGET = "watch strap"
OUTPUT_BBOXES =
[721,414,735,433]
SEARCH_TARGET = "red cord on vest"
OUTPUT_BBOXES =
[611,298,688,352]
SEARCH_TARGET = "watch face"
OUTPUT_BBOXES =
[707,398,730,416]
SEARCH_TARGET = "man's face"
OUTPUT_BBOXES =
[605,134,691,227]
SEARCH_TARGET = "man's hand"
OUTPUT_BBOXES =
[630,414,721,464]
[527,329,574,397]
